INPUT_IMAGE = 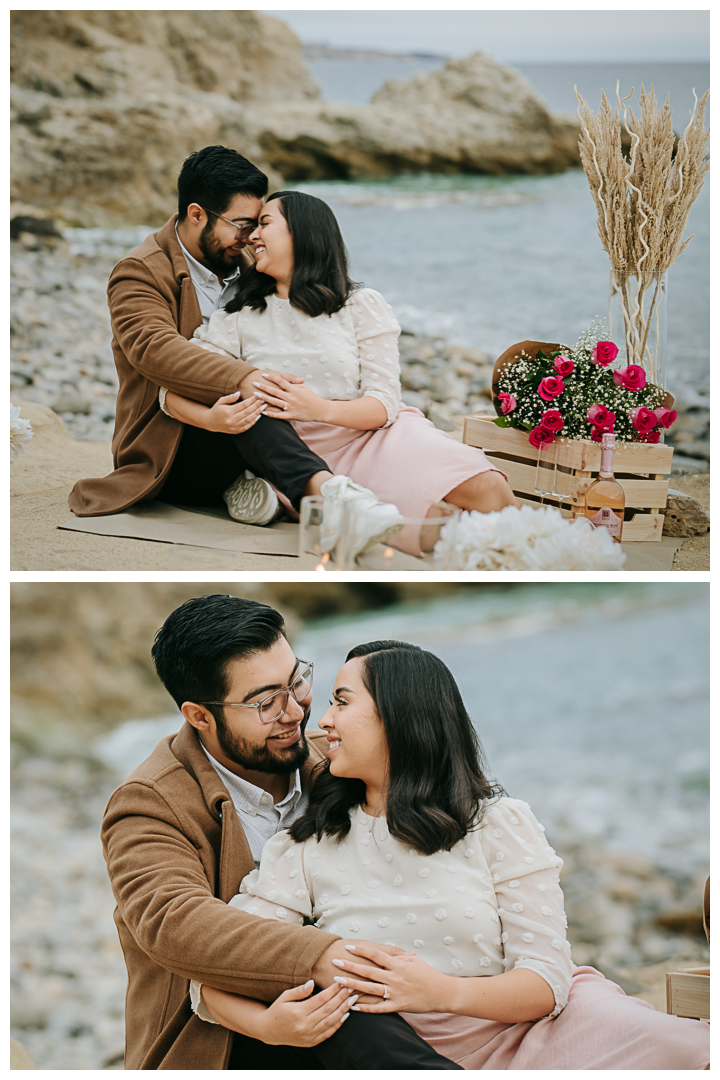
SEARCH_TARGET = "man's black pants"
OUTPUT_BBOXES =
[158,416,330,513]
[227,1009,463,1070]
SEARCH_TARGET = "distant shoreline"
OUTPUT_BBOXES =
[303,44,447,62]
[303,47,707,68]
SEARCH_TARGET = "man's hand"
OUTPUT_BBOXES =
[200,980,355,1047]
[203,391,266,433]
[238,369,304,400]
[311,939,406,989]
[258,981,355,1047]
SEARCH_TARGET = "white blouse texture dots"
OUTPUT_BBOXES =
[190,797,573,1023]
[179,288,404,427]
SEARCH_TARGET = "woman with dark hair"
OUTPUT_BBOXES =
[188,642,709,1069]
[160,191,518,556]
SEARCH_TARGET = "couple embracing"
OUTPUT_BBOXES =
[69,144,518,559]
[102,594,708,1069]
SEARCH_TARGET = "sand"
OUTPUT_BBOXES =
[11,401,709,572]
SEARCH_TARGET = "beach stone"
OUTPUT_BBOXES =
[662,491,710,537]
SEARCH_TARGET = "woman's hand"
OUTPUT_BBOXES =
[203,391,267,434]
[256,980,356,1047]
[331,943,454,1014]
[252,372,330,423]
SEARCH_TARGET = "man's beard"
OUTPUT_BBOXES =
[198,220,245,278]
[215,711,311,775]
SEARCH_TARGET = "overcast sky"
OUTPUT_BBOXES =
[266,10,709,63]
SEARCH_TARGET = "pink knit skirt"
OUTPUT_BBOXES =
[402,966,710,1070]
[291,405,504,555]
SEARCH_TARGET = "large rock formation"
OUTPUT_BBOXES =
[254,52,580,180]
[10,10,319,224]
[11,14,581,224]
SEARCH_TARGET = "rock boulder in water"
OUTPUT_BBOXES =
[255,52,581,179]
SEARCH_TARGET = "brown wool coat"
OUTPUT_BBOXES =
[68,216,257,516]
[101,723,337,1070]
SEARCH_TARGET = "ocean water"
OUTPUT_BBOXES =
[307,57,710,121]
[293,60,710,400]
[96,584,709,876]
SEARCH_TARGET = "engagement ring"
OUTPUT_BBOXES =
[383,984,389,1000]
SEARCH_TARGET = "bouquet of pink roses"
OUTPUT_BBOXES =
[493,321,675,449]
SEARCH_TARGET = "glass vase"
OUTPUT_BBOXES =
[608,267,668,388]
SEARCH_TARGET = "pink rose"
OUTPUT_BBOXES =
[553,355,575,376]
[528,425,556,449]
[540,409,564,432]
[590,341,619,366]
[654,407,677,429]
[630,406,657,434]
[613,365,647,391]
[590,423,615,443]
[497,392,517,415]
[587,404,616,427]
[640,430,661,444]
[538,376,565,401]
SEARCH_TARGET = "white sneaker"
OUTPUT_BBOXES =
[223,471,282,525]
[320,475,405,559]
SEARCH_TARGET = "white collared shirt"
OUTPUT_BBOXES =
[200,743,309,866]
[175,227,243,326]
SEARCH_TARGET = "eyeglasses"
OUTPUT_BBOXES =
[200,206,257,238]
[201,661,313,725]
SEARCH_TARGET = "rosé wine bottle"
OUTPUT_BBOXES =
[583,433,625,542]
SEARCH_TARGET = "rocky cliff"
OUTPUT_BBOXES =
[12,14,581,224]
[10,10,318,224]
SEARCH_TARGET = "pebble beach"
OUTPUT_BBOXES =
[10,229,496,444]
[11,227,709,473]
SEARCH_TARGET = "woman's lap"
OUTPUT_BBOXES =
[403,966,710,1070]
[293,406,506,555]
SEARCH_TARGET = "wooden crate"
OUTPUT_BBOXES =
[463,416,673,542]
[666,968,710,1021]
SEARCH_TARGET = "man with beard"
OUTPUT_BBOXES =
[101,594,460,1070]
[68,147,402,554]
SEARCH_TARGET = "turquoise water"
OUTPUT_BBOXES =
[97,584,708,874]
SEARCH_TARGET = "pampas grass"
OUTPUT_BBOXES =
[575,84,709,381]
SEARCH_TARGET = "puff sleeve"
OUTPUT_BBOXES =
[230,830,312,923]
[192,309,243,360]
[479,798,573,1018]
[347,289,402,425]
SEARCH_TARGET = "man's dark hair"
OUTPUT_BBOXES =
[290,641,505,856]
[226,190,359,318]
[177,146,268,220]
[151,594,285,722]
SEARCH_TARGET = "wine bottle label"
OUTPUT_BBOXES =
[589,507,622,535]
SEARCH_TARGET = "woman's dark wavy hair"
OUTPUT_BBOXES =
[289,641,505,856]
[225,190,359,318]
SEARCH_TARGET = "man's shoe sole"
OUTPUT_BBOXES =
[223,476,280,526]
